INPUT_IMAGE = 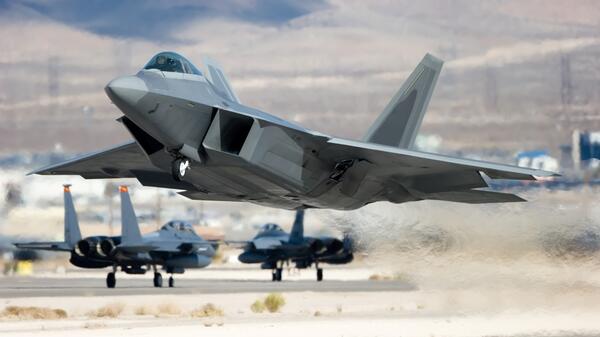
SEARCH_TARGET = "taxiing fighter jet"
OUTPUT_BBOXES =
[236,210,353,281]
[15,185,215,288]
[33,52,557,210]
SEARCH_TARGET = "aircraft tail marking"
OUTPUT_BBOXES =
[288,209,304,244]
[119,186,143,245]
[363,53,443,149]
[63,184,82,247]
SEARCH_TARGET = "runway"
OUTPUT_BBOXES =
[0,276,415,298]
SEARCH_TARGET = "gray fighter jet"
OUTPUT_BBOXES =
[237,210,353,282]
[33,52,557,210]
[15,185,215,288]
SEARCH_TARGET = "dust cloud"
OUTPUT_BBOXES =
[319,188,600,312]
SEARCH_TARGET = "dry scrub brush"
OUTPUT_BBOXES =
[0,306,67,320]
[251,293,286,313]
[87,302,124,318]
[190,303,224,318]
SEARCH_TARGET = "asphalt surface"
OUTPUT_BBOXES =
[0,276,415,298]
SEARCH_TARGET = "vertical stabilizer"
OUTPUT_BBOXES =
[363,53,443,149]
[203,56,240,103]
[119,186,143,245]
[63,184,82,247]
[288,210,304,244]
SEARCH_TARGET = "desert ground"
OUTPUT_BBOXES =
[1,262,600,337]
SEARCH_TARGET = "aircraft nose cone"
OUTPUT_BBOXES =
[105,76,148,108]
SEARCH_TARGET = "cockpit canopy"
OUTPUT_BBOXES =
[259,223,284,233]
[143,52,202,75]
[161,220,196,233]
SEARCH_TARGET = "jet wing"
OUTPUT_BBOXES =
[222,240,249,248]
[323,138,558,203]
[14,241,72,252]
[252,237,284,250]
[30,141,160,179]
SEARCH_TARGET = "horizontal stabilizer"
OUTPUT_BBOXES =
[422,190,526,204]
[178,190,242,202]
[14,241,72,251]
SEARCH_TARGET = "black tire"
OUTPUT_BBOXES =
[106,272,116,288]
[168,276,174,288]
[317,268,323,282]
[271,270,277,282]
[276,268,283,282]
[171,158,189,181]
[153,272,163,288]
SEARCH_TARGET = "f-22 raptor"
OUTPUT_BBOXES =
[237,210,353,282]
[33,52,557,210]
[15,185,215,288]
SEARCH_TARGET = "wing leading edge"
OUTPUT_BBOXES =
[30,141,158,179]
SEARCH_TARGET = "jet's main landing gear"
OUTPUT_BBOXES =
[168,276,174,288]
[275,268,283,282]
[171,157,190,181]
[153,272,163,288]
[316,268,323,282]
[106,272,116,288]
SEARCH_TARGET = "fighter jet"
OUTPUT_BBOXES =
[32,52,557,210]
[236,210,353,282]
[15,185,215,288]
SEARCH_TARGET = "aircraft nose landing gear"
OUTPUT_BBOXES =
[171,157,190,181]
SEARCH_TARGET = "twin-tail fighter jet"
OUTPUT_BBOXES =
[33,52,557,210]
[236,210,353,281]
[15,185,215,288]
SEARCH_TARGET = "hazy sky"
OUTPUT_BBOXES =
[0,0,599,154]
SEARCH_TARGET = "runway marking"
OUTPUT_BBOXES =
[0,277,416,298]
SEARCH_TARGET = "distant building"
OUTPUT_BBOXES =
[516,150,559,173]
[572,130,600,171]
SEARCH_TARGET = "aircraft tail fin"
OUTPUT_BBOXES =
[363,53,443,149]
[288,209,304,244]
[203,57,240,103]
[63,184,82,247]
[119,186,143,245]
[13,184,81,252]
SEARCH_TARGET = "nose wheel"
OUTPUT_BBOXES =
[171,158,190,181]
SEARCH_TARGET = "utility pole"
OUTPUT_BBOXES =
[484,65,498,113]
[560,53,573,109]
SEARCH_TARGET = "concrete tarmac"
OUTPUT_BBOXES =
[0,276,415,298]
